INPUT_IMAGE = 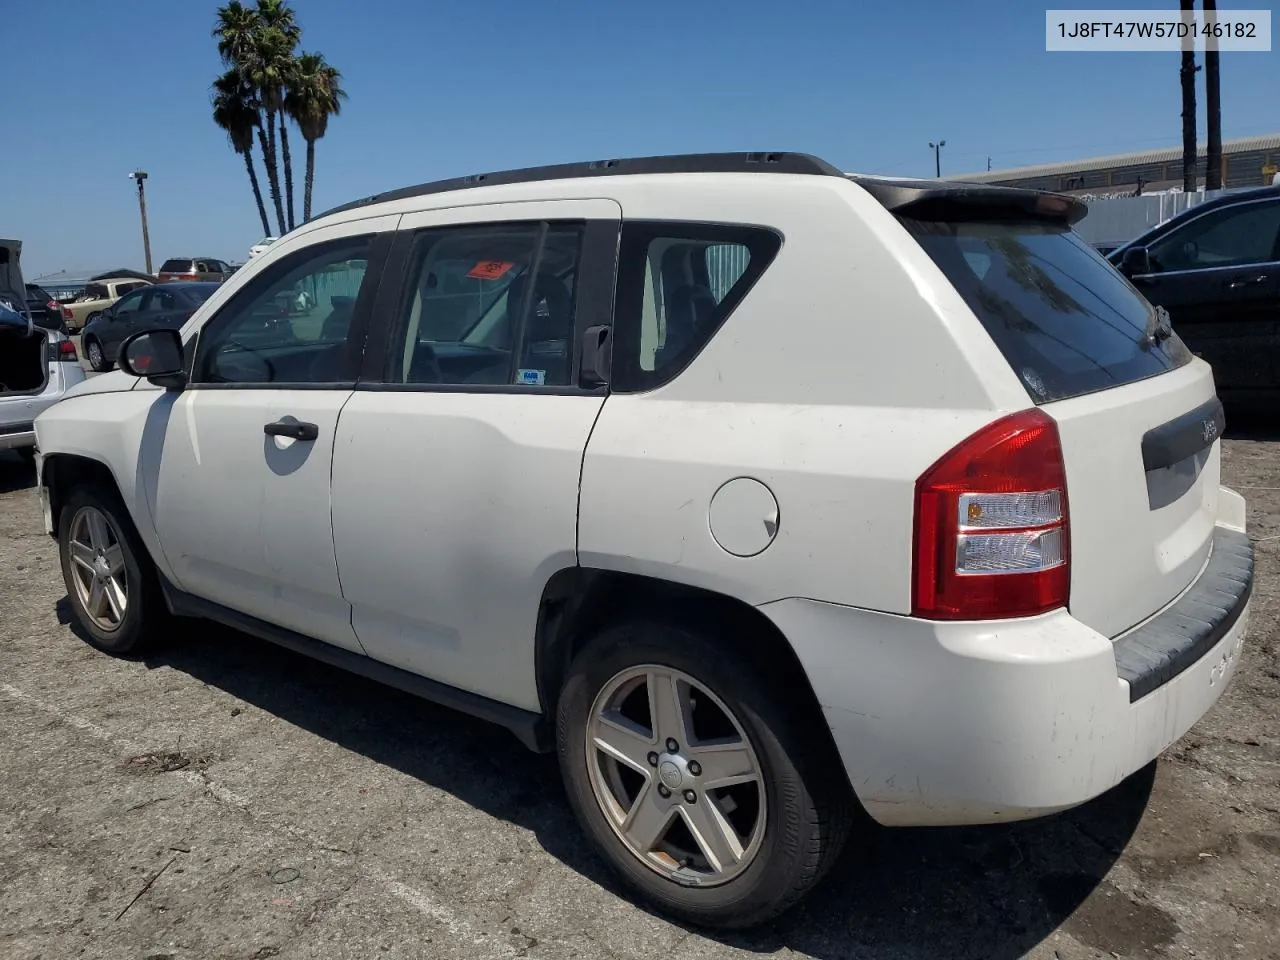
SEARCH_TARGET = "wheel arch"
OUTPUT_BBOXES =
[534,568,850,790]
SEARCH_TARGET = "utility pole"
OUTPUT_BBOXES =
[129,169,153,274]
[987,156,992,172]
[1203,0,1222,190]
[929,140,946,178]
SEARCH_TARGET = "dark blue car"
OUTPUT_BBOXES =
[81,282,219,372]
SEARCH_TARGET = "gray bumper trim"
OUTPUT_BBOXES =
[1113,527,1253,702]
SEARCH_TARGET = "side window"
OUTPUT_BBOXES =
[612,222,781,392]
[193,236,373,385]
[1149,200,1280,272]
[151,289,178,311]
[113,289,146,317]
[390,222,584,387]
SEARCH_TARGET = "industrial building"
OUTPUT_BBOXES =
[948,133,1280,196]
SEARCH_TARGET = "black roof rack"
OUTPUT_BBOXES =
[314,152,843,221]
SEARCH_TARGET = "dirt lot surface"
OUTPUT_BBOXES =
[2,423,1278,960]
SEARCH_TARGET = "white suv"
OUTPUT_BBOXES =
[34,152,1253,928]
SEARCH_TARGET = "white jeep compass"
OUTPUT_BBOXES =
[34,152,1252,929]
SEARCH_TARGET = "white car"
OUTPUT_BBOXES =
[1,239,86,461]
[248,237,277,259]
[33,153,1252,928]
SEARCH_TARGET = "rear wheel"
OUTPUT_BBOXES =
[557,618,853,929]
[58,485,169,655]
[85,336,110,372]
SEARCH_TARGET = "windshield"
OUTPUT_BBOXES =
[905,219,1192,403]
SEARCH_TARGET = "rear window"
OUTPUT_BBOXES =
[160,259,193,273]
[181,286,217,306]
[905,220,1192,403]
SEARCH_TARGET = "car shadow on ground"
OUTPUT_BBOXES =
[0,452,36,493]
[1224,401,1280,442]
[40,606,1156,960]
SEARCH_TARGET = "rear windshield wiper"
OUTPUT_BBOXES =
[1144,304,1173,347]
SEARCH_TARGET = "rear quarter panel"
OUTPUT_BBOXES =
[579,176,1033,613]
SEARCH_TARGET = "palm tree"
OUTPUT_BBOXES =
[1203,0,1222,190]
[285,52,346,222]
[1179,0,1199,192]
[243,25,295,234]
[212,69,272,237]
[212,0,257,66]
[255,0,301,230]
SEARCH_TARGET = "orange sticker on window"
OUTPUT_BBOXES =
[466,260,515,280]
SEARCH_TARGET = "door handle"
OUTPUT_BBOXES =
[264,419,319,441]
[1227,274,1269,289]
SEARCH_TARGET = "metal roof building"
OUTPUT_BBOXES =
[948,133,1280,196]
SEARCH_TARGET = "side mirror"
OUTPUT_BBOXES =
[119,328,187,391]
[1120,246,1153,277]
[579,324,611,387]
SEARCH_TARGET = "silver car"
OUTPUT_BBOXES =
[1,239,86,460]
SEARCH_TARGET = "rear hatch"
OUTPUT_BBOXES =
[1,239,54,400]
[873,181,1221,638]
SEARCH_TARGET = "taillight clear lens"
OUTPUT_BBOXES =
[913,409,1070,620]
[58,340,78,360]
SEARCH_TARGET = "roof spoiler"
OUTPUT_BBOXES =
[849,176,1088,226]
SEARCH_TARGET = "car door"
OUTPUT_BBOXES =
[104,287,148,357]
[1129,197,1280,393]
[140,217,396,650]
[330,199,620,710]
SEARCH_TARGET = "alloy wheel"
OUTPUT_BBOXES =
[585,665,766,887]
[66,506,128,632]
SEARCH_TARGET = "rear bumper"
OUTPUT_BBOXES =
[761,502,1251,827]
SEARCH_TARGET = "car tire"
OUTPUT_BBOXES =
[557,617,854,929]
[58,484,170,656]
[85,336,110,372]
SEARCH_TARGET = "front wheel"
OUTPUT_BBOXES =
[58,485,169,655]
[557,619,853,929]
[85,336,110,372]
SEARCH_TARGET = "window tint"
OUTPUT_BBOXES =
[113,289,146,316]
[80,284,109,301]
[159,259,192,273]
[193,237,372,384]
[612,222,781,392]
[150,289,178,311]
[181,285,217,307]
[1148,199,1280,272]
[906,219,1192,404]
[390,222,584,387]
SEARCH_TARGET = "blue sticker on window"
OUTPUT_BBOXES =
[516,368,546,385]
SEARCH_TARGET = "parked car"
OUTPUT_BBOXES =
[1108,185,1280,401]
[25,283,66,332]
[58,277,153,332]
[1,239,86,462]
[34,153,1252,929]
[157,257,235,283]
[249,237,277,259]
[80,282,219,372]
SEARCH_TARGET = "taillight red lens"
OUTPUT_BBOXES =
[912,409,1069,620]
[60,306,74,320]
[58,339,78,359]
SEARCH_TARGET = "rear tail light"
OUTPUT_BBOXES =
[912,409,1069,620]
[46,300,58,312]
[60,305,74,321]
[47,339,79,362]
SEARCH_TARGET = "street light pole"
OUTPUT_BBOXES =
[929,140,946,178]
[129,169,152,275]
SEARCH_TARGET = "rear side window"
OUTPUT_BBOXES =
[612,222,781,392]
[905,220,1192,403]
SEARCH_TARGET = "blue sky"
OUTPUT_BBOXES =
[5,0,1276,278]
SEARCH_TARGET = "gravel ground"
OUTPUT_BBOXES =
[1,420,1278,960]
